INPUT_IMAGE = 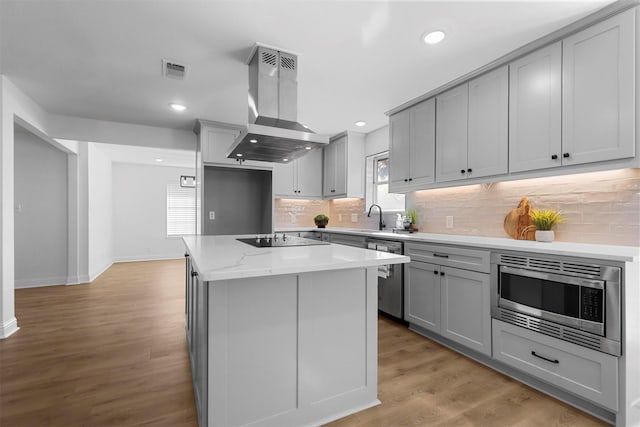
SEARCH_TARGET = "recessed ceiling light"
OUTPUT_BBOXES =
[169,103,187,112]
[155,158,163,162]
[305,146,312,150]
[236,153,243,157]
[355,121,366,127]
[423,30,446,45]
[283,158,289,162]
[250,139,258,144]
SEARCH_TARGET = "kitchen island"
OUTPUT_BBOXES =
[182,235,409,427]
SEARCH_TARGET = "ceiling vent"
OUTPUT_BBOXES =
[162,59,187,80]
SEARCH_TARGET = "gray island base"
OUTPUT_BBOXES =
[183,235,409,426]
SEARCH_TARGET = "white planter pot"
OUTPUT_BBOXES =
[535,230,555,242]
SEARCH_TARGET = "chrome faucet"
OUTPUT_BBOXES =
[367,204,385,231]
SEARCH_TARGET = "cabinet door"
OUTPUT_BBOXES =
[389,109,411,191]
[509,42,562,173]
[322,143,336,197]
[333,136,348,196]
[192,274,208,427]
[468,66,508,178]
[440,267,491,356]
[436,84,469,183]
[273,161,296,197]
[296,148,322,198]
[562,9,635,165]
[201,126,269,168]
[410,98,436,187]
[404,262,441,333]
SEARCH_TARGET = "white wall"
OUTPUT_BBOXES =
[87,143,113,280]
[14,128,68,287]
[364,125,389,156]
[112,163,195,262]
[1,75,53,338]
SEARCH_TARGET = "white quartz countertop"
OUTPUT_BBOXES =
[276,227,640,263]
[183,235,410,282]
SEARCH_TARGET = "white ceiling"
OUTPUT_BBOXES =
[0,0,614,137]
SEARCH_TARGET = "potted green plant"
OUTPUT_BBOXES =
[527,209,565,242]
[313,214,329,228]
[404,209,418,231]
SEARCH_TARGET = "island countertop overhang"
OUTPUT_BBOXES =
[183,235,410,282]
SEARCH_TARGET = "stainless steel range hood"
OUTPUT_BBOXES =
[227,44,329,163]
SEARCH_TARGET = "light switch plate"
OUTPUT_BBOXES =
[446,216,453,228]
[209,211,215,220]
[351,213,358,223]
[338,214,342,222]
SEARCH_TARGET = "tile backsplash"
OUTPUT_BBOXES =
[276,169,640,246]
[408,168,640,246]
[274,198,397,230]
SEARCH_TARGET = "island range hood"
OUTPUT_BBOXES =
[227,44,329,163]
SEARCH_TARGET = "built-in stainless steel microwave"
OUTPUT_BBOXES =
[491,253,621,356]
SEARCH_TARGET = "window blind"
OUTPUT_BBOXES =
[167,183,196,236]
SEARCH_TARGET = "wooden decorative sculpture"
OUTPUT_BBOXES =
[504,197,536,240]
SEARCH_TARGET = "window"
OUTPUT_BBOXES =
[365,152,405,212]
[167,183,196,236]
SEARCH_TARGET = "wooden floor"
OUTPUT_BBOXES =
[0,260,607,427]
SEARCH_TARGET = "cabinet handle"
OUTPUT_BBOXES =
[467,168,472,173]
[563,153,570,158]
[460,169,466,174]
[433,270,438,275]
[551,154,558,160]
[440,271,445,276]
[433,253,449,258]
[531,351,559,364]
[404,179,408,182]
[184,253,189,258]
[191,271,198,278]
[409,178,413,181]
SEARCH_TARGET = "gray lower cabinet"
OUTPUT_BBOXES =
[440,266,491,356]
[493,319,618,411]
[325,233,366,248]
[405,261,441,333]
[186,260,208,427]
[404,243,492,356]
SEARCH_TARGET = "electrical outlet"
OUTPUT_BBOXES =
[351,213,358,223]
[209,211,215,220]
[446,216,454,228]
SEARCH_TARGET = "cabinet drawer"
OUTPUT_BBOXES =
[329,233,366,248]
[405,243,489,273]
[492,319,618,411]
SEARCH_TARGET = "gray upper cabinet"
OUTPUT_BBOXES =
[562,9,635,166]
[273,148,322,198]
[509,42,562,173]
[323,132,364,199]
[436,66,508,183]
[467,66,509,178]
[436,84,469,183]
[389,98,436,193]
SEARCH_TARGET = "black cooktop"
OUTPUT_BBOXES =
[237,235,330,248]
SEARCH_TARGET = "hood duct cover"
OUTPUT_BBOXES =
[227,44,329,163]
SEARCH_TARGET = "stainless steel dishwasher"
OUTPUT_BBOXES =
[366,238,404,319]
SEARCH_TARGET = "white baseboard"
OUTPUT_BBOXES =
[15,276,67,289]
[0,317,19,339]
[89,261,113,283]
[113,254,184,263]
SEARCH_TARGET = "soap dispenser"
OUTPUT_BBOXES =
[395,213,403,229]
